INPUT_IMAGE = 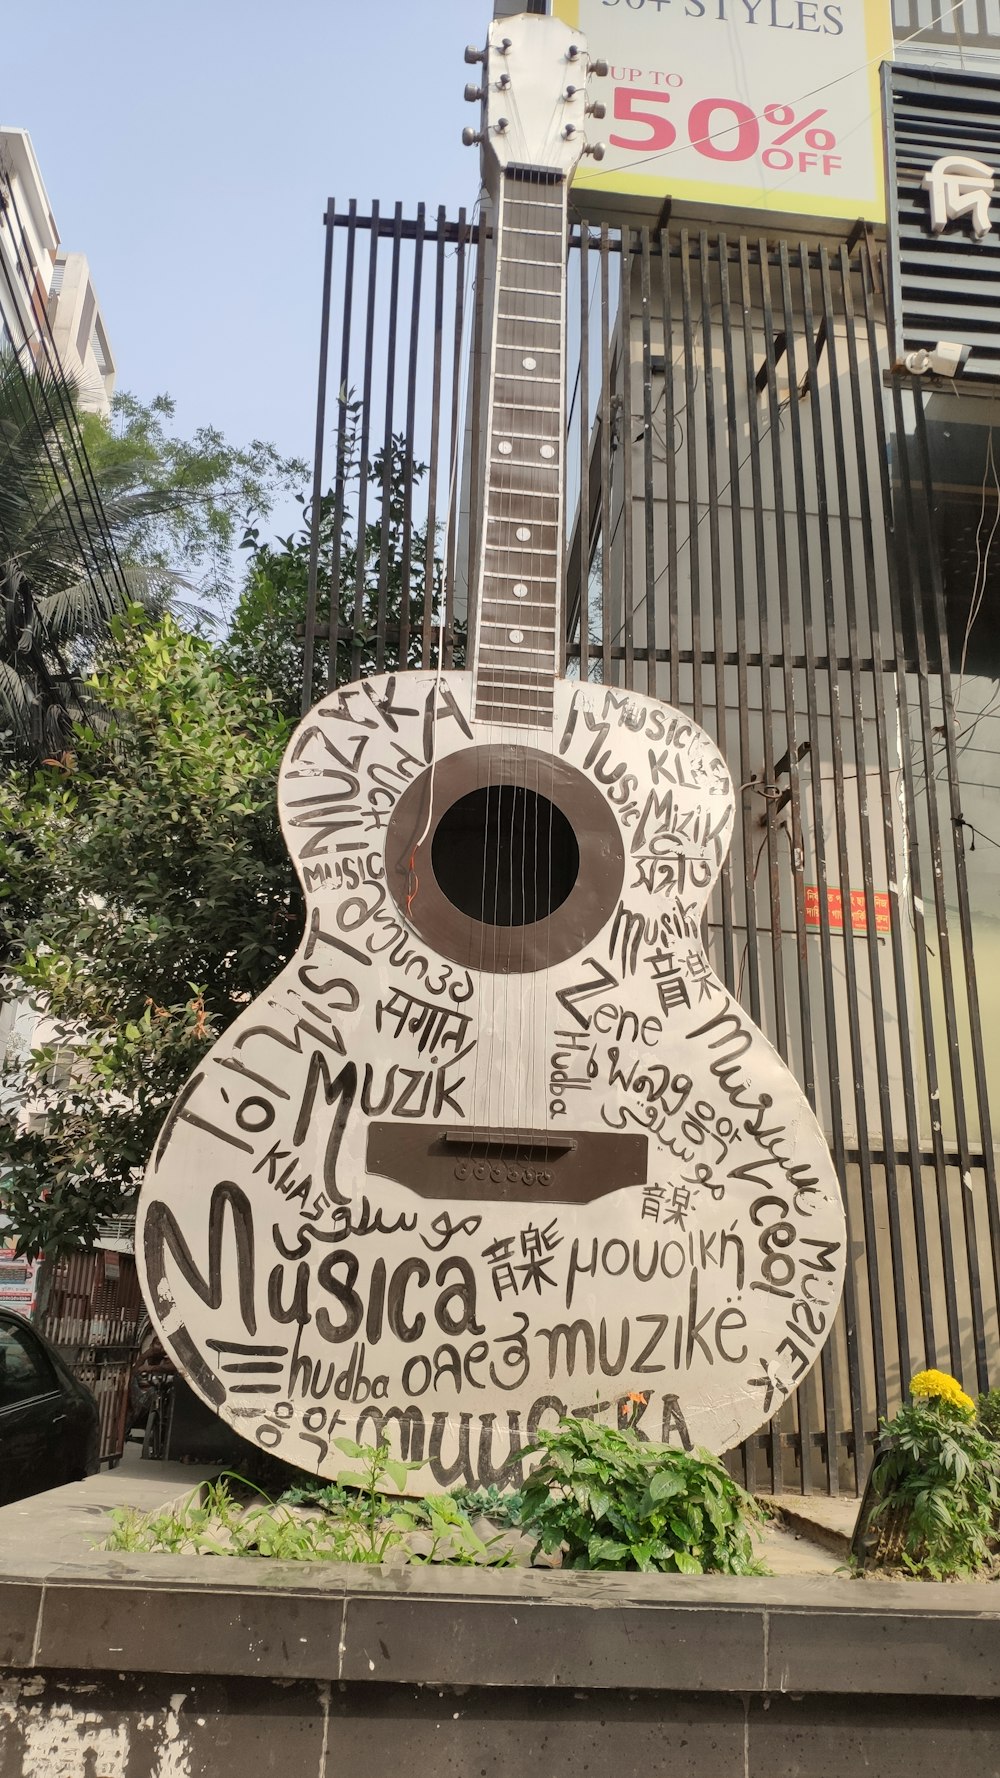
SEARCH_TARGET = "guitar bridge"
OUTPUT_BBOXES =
[366,1124,647,1204]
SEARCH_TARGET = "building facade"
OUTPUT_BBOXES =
[0,126,115,414]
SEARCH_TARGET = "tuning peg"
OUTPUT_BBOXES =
[464,83,484,102]
[498,36,512,52]
[566,43,580,60]
[464,44,485,64]
[461,127,483,147]
[562,123,578,140]
[590,57,609,77]
[565,84,579,99]
[586,100,607,119]
[584,142,607,161]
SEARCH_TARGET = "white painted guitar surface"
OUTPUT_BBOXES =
[137,669,845,1486]
[136,13,844,1490]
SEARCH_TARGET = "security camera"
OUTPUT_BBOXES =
[903,341,971,378]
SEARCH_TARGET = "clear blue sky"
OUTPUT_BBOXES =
[6,1,483,520]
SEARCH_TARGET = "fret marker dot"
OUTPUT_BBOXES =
[522,356,537,370]
[539,443,556,460]
[509,629,524,644]
[513,583,528,598]
[497,440,513,456]
[515,526,531,542]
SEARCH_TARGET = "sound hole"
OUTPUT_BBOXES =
[432,786,580,926]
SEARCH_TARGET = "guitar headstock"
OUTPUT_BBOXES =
[462,12,607,190]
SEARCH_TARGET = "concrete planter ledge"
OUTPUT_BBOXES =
[2,1467,1000,1776]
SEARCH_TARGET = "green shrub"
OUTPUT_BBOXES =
[515,1415,766,1575]
[976,1389,1000,1442]
[869,1394,1000,1578]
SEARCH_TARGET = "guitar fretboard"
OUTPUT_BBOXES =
[472,168,567,729]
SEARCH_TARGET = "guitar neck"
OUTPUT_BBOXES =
[471,167,568,730]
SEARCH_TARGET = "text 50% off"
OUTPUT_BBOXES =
[611,91,841,174]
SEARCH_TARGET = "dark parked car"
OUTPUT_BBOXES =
[0,1308,99,1506]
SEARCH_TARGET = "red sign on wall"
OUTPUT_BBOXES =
[804,886,890,934]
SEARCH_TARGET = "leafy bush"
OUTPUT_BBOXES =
[448,1484,524,1529]
[103,1452,515,1568]
[976,1389,1000,1442]
[515,1416,765,1575]
[869,1384,1000,1578]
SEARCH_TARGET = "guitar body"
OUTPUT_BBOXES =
[137,668,845,1486]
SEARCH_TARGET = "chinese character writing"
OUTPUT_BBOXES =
[516,1219,562,1293]
[649,949,691,1017]
[482,1234,519,1301]
[682,949,723,1001]
[641,1183,666,1224]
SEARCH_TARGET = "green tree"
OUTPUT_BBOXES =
[0,355,304,760]
[224,433,443,719]
[80,390,307,607]
[0,434,443,1254]
[0,609,296,1254]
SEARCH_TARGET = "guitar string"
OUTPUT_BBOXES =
[509,71,567,1147]
[472,170,499,1156]
[474,64,573,1158]
[520,166,535,1140]
[543,169,565,1152]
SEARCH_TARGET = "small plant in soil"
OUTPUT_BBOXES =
[514,1412,766,1575]
[865,1371,1000,1579]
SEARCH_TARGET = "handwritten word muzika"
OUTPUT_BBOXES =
[138,673,845,1490]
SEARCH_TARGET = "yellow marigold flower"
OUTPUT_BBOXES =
[909,1369,975,1418]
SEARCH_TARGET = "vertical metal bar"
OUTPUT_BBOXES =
[466,211,488,663]
[718,237,762,1028]
[823,243,914,1392]
[639,229,657,698]
[578,222,591,685]
[327,200,358,690]
[737,235,788,1063]
[885,376,975,1378]
[762,238,844,1491]
[844,244,937,1369]
[912,392,1000,1337]
[351,200,381,682]
[421,209,448,671]
[375,202,404,673]
[906,389,990,1389]
[600,223,612,686]
[860,257,963,1375]
[757,239,817,1104]
[782,240,866,1492]
[700,231,736,996]
[798,241,889,1437]
[620,228,635,691]
[302,201,335,714]
[444,207,468,669]
[398,204,425,672]
[679,230,703,727]
[658,229,680,710]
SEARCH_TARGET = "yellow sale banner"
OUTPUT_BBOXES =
[555,0,892,222]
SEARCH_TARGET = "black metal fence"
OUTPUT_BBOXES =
[302,203,998,1496]
[892,0,1000,51]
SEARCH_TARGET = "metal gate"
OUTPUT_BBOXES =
[37,1249,145,1465]
[301,203,997,1495]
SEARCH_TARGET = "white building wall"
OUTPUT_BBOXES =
[0,126,115,415]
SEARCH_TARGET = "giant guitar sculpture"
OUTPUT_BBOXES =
[137,12,845,1490]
